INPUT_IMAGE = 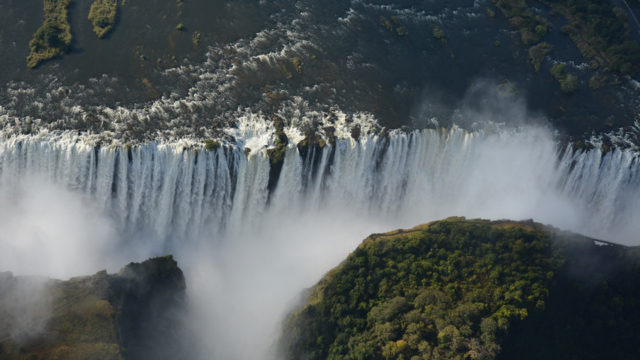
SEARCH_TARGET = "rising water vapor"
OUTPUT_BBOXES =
[0,177,120,278]
[0,114,639,359]
[0,274,51,342]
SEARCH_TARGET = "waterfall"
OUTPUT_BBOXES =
[1,127,637,246]
[1,126,639,359]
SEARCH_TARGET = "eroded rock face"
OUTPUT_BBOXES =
[0,255,187,360]
[112,255,188,360]
[279,217,640,360]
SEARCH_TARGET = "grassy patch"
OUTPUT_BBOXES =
[27,0,73,68]
[88,0,118,39]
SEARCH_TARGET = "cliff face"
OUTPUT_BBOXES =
[279,217,640,360]
[0,255,187,360]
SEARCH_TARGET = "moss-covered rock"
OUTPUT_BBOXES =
[297,131,326,159]
[266,115,289,194]
[279,217,640,360]
[267,115,289,165]
[204,139,221,151]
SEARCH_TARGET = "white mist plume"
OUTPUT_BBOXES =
[0,177,120,279]
[0,274,51,342]
[184,209,392,360]
[0,82,638,359]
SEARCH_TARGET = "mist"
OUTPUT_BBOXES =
[0,176,122,344]
[0,177,122,279]
[0,273,51,342]
[0,83,638,359]
[183,206,398,360]
[180,135,637,359]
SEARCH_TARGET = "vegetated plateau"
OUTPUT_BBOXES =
[280,217,640,360]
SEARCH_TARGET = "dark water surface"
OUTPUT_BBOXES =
[0,0,639,139]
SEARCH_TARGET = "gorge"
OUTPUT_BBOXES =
[1,122,639,359]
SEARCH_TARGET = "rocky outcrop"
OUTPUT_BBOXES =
[0,255,186,360]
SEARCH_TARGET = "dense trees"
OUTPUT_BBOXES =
[27,0,73,68]
[281,218,640,360]
[280,218,566,360]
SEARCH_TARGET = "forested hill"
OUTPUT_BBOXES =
[279,217,640,360]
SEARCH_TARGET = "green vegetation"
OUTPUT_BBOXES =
[492,0,550,45]
[27,0,73,68]
[431,26,446,41]
[281,218,564,360]
[267,116,288,165]
[290,57,303,74]
[542,0,640,74]
[492,0,640,75]
[0,271,123,359]
[588,73,608,89]
[498,234,640,359]
[0,256,185,360]
[297,133,326,150]
[528,41,552,71]
[88,0,118,39]
[380,16,394,32]
[379,16,409,37]
[550,63,579,93]
[192,31,201,47]
[280,218,640,360]
[204,139,221,151]
[396,26,408,37]
[297,130,327,159]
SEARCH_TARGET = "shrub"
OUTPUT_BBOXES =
[88,0,118,39]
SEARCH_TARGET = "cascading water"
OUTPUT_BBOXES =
[2,127,637,245]
[1,125,639,359]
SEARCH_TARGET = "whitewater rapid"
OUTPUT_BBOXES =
[1,125,639,359]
